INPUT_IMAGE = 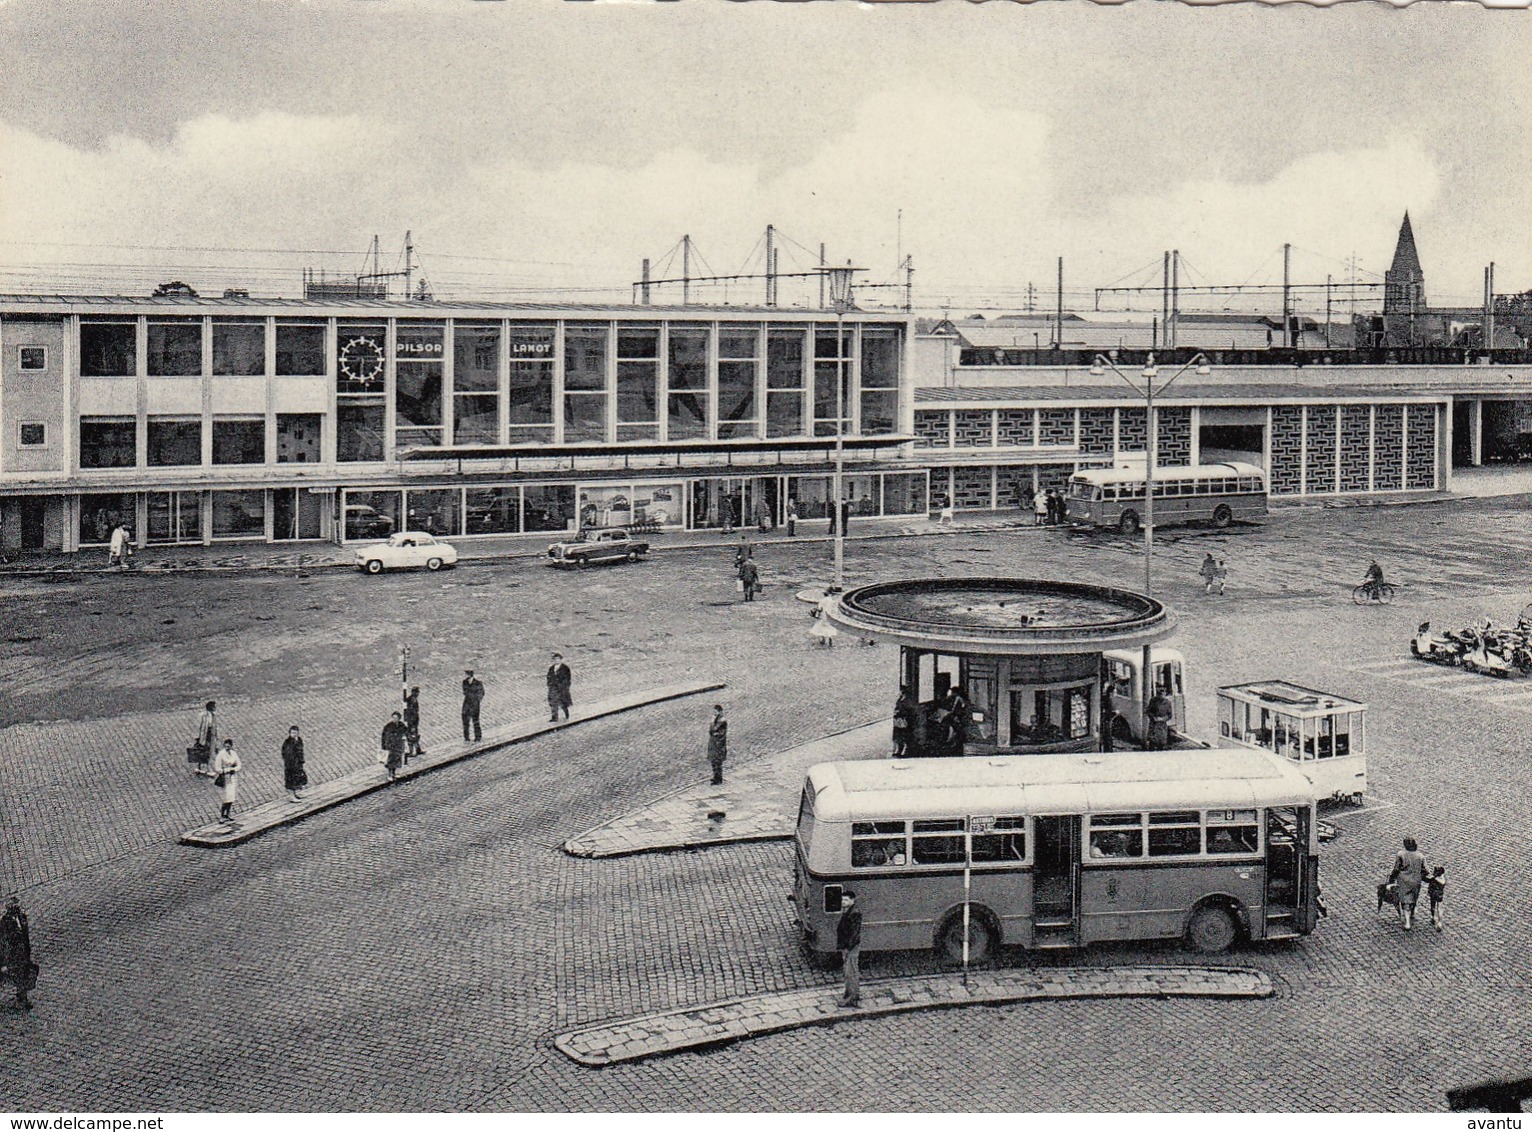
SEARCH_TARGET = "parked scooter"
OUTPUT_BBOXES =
[1460,629,1519,678]
[1410,622,1466,666]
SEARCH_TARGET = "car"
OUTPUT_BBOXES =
[344,503,395,541]
[547,527,650,568]
[354,531,459,574]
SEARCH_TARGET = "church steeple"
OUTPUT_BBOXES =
[1384,211,1427,314]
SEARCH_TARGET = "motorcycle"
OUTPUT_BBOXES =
[1460,629,1519,678]
[1410,622,1465,666]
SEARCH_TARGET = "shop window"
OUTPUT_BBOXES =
[210,489,265,539]
[851,820,907,868]
[212,419,265,465]
[275,322,326,376]
[147,418,203,467]
[343,490,402,540]
[396,323,444,448]
[272,488,324,541]
[147,320,203,376]
[213,322,266,376]
[465,486,520,535]
[580,485,637,530]
[632,483,680,526]
[882,472,927,516]
[19,346,45,371]
[789,475,830,519]
[845,474,879,517]
[336,402,385,462]
[276,414,322,463]
[146,491,203,544]
[79,493,134,544]
[1013,682,1094,745]
[508,323,554,441]
[80,322,136,377]
[523,484,574,533]
[19,423,46,447]
[405,488,461,537]
[1088,814,1144,859]
[79,418,136,468]
[667,325,708,440]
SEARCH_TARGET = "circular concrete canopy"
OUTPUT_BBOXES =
[825,577,1176,656]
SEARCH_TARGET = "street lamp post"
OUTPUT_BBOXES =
[825,264,859,592]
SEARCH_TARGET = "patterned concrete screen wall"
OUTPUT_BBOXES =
[1374,405,1404,490]
[953,465,993,508]
[914,410,951,449]
[1039,408,1074,447]
[1080,407,1114,454]
[1156,406,1192,467]
[1341,405,1370,492]
[1270,406,1303,495]
[997,408,1035,447]
[1035,462,1076,493]
[1406,404,1437,489]
[1119,407,1147,453]
[954,409,993,448]
[997,465,1033,504]
[1305,405,1338,495]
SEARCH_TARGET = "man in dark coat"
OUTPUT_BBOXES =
[707,704,728,785]
[944,686,972,757]
[461,669,485,742]
[836,891,862,1008]
[381,712,408,780]
[1,894,35,1011]
[281,725,308,802]
[547,653,573,722]
[738,557,760,602]
[402,686,423,761]
[1146,691,1174,750]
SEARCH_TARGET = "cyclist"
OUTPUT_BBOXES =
[1361,559,1385,600]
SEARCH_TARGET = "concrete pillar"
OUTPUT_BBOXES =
[1471,398,1483,466]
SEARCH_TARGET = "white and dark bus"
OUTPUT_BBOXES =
[1065,461,1268,535]
[792,748,1321,962]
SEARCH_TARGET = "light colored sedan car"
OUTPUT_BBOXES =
[354,531,459,574]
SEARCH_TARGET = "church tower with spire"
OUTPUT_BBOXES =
[1384,212,1428,315]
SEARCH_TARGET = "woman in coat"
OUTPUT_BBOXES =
[381,712,408,781]
[707,705,728,785]
[281,725,308,803]
[193,701,218,777]
[212,739,241,821]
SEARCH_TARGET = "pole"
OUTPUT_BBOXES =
[1282,243,1292,348]
[682,235,691,305]
[1145,381,1155,599]
[765,224,775,307]
[962,819,973,984]
[1055,257,1063,349]
[819,243,826,309]
[1171,250,1179,352]
[1488,262,1496,355]
[404,230,413,302]
[641,258,651,306]
[1325,274,1332,349]
[834,302,845,591]
[1162,251,1170,342]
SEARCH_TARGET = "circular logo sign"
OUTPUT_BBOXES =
[339,335,384,385]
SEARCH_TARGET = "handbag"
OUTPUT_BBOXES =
[187,741,207,764]
[213,772,228,788]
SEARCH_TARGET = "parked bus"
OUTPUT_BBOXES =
[1065,461,1268,534]
[792,748,1320,963]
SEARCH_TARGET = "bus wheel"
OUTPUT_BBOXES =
[1118,511,1140,536]
[1212,504,1232,528]
[1186,904,1237,954]
[938,911,996,964]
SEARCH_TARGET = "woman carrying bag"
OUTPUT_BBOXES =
[211,739,241,822]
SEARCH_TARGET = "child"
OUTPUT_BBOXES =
[1425,865,1446,930]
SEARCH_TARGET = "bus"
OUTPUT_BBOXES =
[791,748,1320,963]
[1065,461,1268,535]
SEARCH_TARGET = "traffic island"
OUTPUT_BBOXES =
[180,679,724,848]
[553,965,1273,1066]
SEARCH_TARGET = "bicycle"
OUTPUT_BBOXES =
[1352,581,1397,605]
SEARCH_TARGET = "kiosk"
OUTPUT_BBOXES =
[1216,680,1367,804]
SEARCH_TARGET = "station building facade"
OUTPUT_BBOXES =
[0,296,916,551]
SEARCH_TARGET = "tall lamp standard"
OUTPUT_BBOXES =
[1089,350,1210,721]
[825,263,860,592]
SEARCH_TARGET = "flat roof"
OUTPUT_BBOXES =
[1219,681,1367,713]
[915,383,1452,404]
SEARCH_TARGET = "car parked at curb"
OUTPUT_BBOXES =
[355,532,459,574]
[547,528,650,568]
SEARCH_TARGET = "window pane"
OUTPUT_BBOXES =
[79,493,134,544]
[212,322,265,376]
[563,394,607,442]
[860,326,900,389]
[272,489,323,541]
[210,489,265,538]
[816,329,850,359]
[617,361,658,422]
[718,327,758,359]
[668,392,707,440]
[337,402,385,462]
[1206,824,1259,854]
[79,419,136,468]
[276,414,322,463]
[344,490,401,539]
[147,419,202,466]
[80,323,136,377]
[852,837,906,868]
[275,323,326,376]
[465,486,521,534]
[718,360,756,426]
[911,835,966,865]
[1089,828,1142,858]
[766,390,802,438]
[860,390,897,435]
[564,324,608,391]
[454,395,499,444]
[767,329,805,389]
[523,484,575,532]
[1148,827,1201,856]
[617,326,659,359]
[508,323,554,424]
[395,324,443,447]
[970,833,1026,863]
[405,488,461,537]
[668,326,708,391]
[212,419,265,465]
[454,323,500,393]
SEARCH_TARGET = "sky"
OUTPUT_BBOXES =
[0,0,1527,316]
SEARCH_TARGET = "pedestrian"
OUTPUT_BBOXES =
[403,686,423,761]
[547,652,572,722]
[707,704,728,785]
[938,499,955,526]
[1049,488,1065,525]
[738,557,760,602]
[785,498,798,538]
[1033,490,1049,526]
[892,688,916,757]
[381,711,407,780]
[734,534,754,569]
[945,685,972,756]
[840,499,852,534]
[212,738,241,821]
[1425,865,1447,930]
[280,725,307,803]
[1100,683,1116,753]
[811,593,840,648]
[1146,690,1174,750]
[107,522,131,569]
[1387,836,1429,931]
[1199,553,1218,595]
[191,700,217,777]
[1212,558,1228,595]
[461,668,485,742]
[836,891,862,1008]
[754,497,771,533]
[0,894,36,1011]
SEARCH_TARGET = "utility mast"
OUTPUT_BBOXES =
[765,224,776,307]
[682,235,692,305]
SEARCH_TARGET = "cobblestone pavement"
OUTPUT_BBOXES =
[555,965,1272,1066]
[3,496,1532,1111]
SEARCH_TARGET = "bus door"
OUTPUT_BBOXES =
[1030,815,1080,948]
[1263,806,1316,937]
[1152,659,1186,733]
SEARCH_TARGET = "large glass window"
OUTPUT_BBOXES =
[1088,814,1144,859]
[454,322,500,445]
[616,325,659,442]
[813,326,852,437]
[272,488,324,541]
[277,413,322,463]
[147,418,202,467]
[766,327,806,438]
[213,322,266,376]
[344,490,401,540]
[405,488,461,537]
[210,489,265,539]
[79,493,134,544]
[667,324,709,440]
[508,323,555,442]
[79,418,136,468]
[465,486,521,535]
[852,820,907,868]
[147,320,203,376]
[718,326,758,440]
[395,322,444,448]
[788,475,830,519]
[336,402,385,462]
[337,321,387,461]
[882,472,928,515]
[275,322,326,376]
[910,819,967,866]
[523,484,575,532]
[146,491,203,544]
[1206,809,1260,854]
[1148,811,1202,857]
[563,323,609,443]
[859,326,900,435]
[79,322,136,377]
[1012,682,1095,745]
[212,418,265,465]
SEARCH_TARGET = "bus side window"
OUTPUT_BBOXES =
[1206,809,1259,854]
[852,820,907,868]
[1088,814,1143,858]
[971,817,1027,863]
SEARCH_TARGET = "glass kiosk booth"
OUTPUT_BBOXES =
[1216,680,1368,804]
